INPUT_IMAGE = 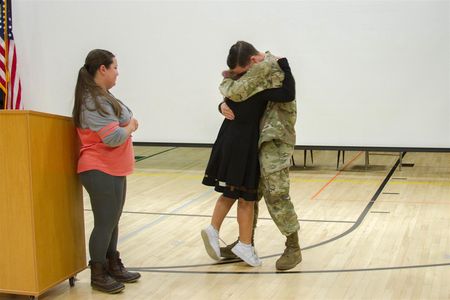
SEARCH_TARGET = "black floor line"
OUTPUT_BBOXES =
[106,152,450,274]
[296,151,403,253]
[124,153,416,273]
[130,262,450,275]
[135,147,177,162]
[83,209,355,224]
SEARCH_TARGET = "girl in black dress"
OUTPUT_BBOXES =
[201,42,295,266]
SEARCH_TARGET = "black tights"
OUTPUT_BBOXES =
[80,170,126,263]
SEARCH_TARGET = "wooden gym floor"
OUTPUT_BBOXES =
[1,146,449,299]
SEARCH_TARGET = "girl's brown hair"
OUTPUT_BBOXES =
[72,49,122,127]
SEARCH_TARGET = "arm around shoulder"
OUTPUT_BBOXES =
[219,58,284,102]
[250,58,295,103]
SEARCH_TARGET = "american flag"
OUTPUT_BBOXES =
[1,0,22,110]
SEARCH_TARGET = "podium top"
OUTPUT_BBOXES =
[0,110,72,121]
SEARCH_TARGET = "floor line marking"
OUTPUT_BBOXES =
[131,262,450,274]
[84,209,356,224]
[130,153,403,271]
[118,189,213,243]
[310,152,363,200]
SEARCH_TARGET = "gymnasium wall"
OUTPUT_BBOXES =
[13,0,450,148]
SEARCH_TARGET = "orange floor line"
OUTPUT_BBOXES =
[310,151,363,200]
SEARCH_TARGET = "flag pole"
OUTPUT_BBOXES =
[2,0,8,109]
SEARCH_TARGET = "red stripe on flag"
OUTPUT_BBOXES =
[9,45,17,107]
[15,80,21,109]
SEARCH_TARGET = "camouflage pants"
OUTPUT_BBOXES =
[254,140,300,236]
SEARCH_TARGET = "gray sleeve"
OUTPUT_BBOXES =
[80,98,130,147]
[116,98,133,125]
[102,127,129,147]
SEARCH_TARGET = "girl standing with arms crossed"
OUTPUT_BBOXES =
[73,49,140,293]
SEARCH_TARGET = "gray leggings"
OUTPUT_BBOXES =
[80,170,126,263]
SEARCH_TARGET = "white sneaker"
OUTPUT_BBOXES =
[201,225,220,260]
[231,241,262,267]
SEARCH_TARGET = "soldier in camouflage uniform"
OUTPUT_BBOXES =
[218,41,302,270]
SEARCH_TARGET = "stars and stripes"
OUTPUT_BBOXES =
[1,0,22,110]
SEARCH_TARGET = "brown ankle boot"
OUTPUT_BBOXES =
[275,231,302,270]
[220,239,239,259]
[90,261,125,294]
[107,251,141,283]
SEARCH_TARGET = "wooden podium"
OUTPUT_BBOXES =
[0,111,86,298]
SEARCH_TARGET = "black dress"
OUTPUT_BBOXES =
[202,58,296,201]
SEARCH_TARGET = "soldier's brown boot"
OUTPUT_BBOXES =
[90,261,125,294]
[107,251,141,283]
[275,231,302,270]
[220,239,239,259]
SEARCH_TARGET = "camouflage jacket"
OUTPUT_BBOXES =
[219,52,297,147]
